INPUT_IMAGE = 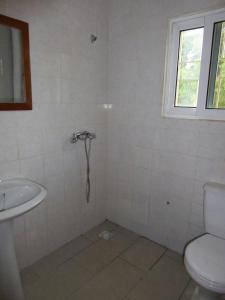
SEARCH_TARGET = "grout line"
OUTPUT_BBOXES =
[119,256,147,275]
[56,240,125,298]
[67,257,119,297]
[139,235,168,249]
[56,237,99,267]
[66,232,143,297]
[75,251,145,300]
[25,234,96,279]
[67,256,142,300]
[117,239,139,256]
[120,252,168,300]
[147,248,168,272]
[121,248,171,300]
[65,237,140,296]
[178,278,191,300]
[122,276,143,300]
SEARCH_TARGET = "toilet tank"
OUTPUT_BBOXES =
[204,182,225,239]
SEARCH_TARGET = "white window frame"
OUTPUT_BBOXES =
[162,7,225,121]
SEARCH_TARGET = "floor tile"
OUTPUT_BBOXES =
[21,267,39,287]
[126,256,189,300]
[25,259,92,300]
[73,232,135,274]
[180,280,196,300]
[107,231,137,253]
[71,239,116,274]
[121,237,166,271]
[22,222,191,300]
[84,220,118,241]
[30,252,63,278]
[165,249,184,265]
[115,226,139,242]
[53,236,92,262]
[69,258,143,300]
[31,236,91,277]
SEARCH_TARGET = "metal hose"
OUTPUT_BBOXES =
[71,131,96,203]
[84,137,92,203]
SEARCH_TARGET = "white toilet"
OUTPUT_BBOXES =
[184,182,225,300]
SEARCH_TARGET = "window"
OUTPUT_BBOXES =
[207,21,225,109]
[163,8,225,120]
[175,28,204,108]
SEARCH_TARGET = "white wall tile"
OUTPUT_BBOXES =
[20,156,44,182]
[44,152,64,178]
[106,0,225,254]
[1,0,107,268]
[17,128,43,159]
[0,129,19,163]
[197,131,225,159]
[195,157,225,183]
[0,161,20,179]
[32,75,61,104]
[2,0,225,265]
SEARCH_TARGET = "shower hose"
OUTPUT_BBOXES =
[84,137,92,203]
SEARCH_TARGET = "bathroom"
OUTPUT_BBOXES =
[0,0,225,299]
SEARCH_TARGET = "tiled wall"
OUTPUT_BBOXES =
[1,0,225,267]
[0,0,108,268]
[106,0,225,253]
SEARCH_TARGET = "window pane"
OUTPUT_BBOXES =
[175,28,204,107]
[207,21,225,109]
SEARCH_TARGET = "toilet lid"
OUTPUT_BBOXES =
[185,234,225,288]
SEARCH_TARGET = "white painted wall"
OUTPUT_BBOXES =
[0,0,108,268]
[106,0,225,253]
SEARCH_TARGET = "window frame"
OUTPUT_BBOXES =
[162,8,225,121]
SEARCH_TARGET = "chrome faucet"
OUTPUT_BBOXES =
[71,131,96,144]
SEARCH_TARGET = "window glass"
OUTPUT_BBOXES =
[207,21,225,109]
[175,28,204,107]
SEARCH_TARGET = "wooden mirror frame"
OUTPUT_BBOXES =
[0,14,32,110]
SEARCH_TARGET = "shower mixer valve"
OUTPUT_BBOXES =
[71,131,96,143]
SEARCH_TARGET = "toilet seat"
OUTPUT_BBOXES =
[184,234,225,294]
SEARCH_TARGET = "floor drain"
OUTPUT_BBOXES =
[98,231,114,240]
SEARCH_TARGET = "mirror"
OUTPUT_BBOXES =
[0,14,32,110]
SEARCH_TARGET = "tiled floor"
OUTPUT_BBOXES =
[21,220,195,300]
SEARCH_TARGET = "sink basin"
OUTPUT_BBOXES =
[0,178,47,300]
[0,178,47,222]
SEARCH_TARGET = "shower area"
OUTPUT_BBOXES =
[4,0,110,269]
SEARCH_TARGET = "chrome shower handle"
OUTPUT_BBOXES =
[71,131,96,143]
[87,132,96,140]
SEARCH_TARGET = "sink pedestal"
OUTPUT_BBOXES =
[0,178,47,300]
[0,221,24,300]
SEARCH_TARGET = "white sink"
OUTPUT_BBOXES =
[0,178,47,222]
[0,178,47,300]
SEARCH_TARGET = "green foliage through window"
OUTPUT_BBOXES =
[207,21,225,109]
[175,28,204,107]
